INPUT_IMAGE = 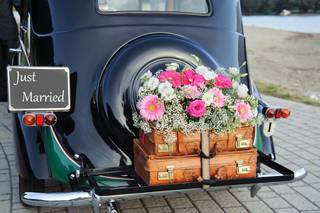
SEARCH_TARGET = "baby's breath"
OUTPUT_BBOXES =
[133,63,264,136]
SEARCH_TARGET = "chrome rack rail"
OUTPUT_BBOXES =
[22,152,307,213]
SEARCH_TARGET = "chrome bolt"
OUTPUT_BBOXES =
[74,154,80,160]
[69,173,76,180]
[75,169,81,178]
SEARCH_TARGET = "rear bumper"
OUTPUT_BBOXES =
[21,167,307,211]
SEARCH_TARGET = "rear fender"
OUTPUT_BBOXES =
[13,113,50,179]
[252,83,276,159]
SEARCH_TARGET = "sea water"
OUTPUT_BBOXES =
[243,15,320,34]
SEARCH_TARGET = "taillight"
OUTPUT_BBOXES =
[23,114,36,126]
[45,114,57,126]
[36,114,44,126]
[265,108,276,118]
[265,108,291,119]
[22,113,57,126]
[275,109,282,119]
[280,108,291,118]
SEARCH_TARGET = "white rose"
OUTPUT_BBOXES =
[203,71,217,81]
[196,65,210,75]
[202,92,214,106]
[161,91,176,101]
[158,82,176,101]
[229,67,240,76]
[145,77,159,91]
[158,81,172,94]
[140,70,152,82]
[237,84,249,98]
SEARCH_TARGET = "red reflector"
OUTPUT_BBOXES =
[280,108,291,119]
[36,114,44,126]
[23,114,36,126]
[45,114,57,126]
[265,108,275,118]
[275,109,282,119]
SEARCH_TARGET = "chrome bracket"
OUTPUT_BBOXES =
[250,183,263,197]
[91,190,102,213]
[107,200,119,213]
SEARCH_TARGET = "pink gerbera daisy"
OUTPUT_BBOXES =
[139,95,165,121]
[235,101,253,123]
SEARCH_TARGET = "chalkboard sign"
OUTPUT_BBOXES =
[7,66,71,112]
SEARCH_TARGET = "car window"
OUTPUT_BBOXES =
[98,0,209,14]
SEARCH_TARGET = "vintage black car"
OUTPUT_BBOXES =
[7,0,306,212]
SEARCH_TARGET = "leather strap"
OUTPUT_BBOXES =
[201,130,210,189]
[199,151,215,159]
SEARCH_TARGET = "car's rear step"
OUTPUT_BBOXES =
[21,157,307,213]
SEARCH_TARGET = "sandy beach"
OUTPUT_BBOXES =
[244,26,320,100]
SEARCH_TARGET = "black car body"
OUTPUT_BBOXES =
[9,0,306,212]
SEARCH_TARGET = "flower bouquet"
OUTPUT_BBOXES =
[133,60,263,147]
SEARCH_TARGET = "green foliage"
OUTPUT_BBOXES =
[255,81,320,107]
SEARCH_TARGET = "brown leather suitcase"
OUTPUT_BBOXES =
[134,139,257,186]
[142,131,179,156]
[143,126,254,156]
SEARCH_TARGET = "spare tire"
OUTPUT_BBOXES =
[98,34,219,158]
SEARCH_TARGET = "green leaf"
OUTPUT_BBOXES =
[191,54,201,65]
[240,61,247,69]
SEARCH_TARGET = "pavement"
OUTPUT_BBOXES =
[0,96,320,213]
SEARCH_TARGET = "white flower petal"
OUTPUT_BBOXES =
[202,92,214,106]
[140,70,152,82]
[196,65,210,75]
[203,71,217,81]
[229,67,240,75]
[145,77,159,90]
[237,84,249,98]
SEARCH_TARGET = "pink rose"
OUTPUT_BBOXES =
[214,74,232,89]
[186,100,206,118]
[158,71,182,88]
[182,69,197,85]
[192,74,207,88]
[235,101,253,123]
[208,87,225,108]
[182,85,201,99]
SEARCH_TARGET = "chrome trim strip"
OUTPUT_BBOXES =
[21,168,307,210]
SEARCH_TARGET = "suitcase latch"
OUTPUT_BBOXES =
[236,160,250,174]
[157,143,173,153]
[236,135,250,149]
[158,165,174,181]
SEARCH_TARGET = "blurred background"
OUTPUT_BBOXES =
[241,0,320,106]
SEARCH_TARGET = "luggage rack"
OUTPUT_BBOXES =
[22,152,306,213]
[68,152,296,197]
